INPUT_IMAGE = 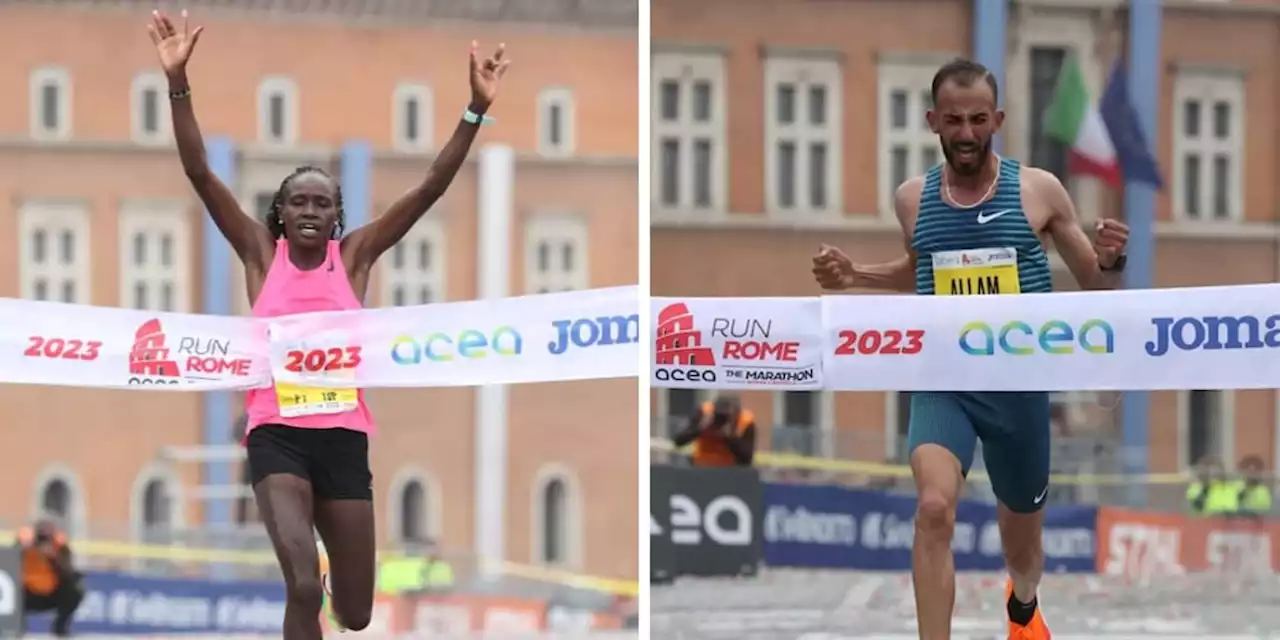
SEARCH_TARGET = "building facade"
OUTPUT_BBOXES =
[0,1,638,581]
[651,0,1280,491]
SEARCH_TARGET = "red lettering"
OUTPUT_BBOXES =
[721,340,800,362]
[185,356,252,376]
[834,329,925,356]
[25,336,102,361]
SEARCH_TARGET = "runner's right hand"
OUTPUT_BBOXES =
[812,244,855,290]
[147,10,203,79]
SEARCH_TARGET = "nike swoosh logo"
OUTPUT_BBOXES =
[977,210,1014,224]
[1033,486,1049,504]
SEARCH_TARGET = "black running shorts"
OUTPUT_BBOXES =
[246,424,373,501]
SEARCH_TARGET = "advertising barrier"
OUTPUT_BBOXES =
[0,286,638,391]
[1096,506,1280,580]
[650,466,763,579]
[761,483,1097,572]
[654,283,1280,390]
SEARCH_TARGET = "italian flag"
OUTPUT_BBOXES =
[1043,55,1122,186]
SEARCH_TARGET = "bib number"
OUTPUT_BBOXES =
[275,345,361,418]
[932,247,1020,296]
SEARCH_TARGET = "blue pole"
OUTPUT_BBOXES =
[1122,0,1161,506]
[973,0,1008,154]
[203,137,235,574]
[340,140,373,303]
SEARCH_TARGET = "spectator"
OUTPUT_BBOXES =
[16,519,84,637]
[670,394,756,467]
[376,537,455,596]
[1186,456,1239,517]
[1237,455,1273,519]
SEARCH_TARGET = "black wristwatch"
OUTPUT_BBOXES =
[1100,254,1127,273]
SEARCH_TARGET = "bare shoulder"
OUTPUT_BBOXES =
[1019,165,1070,201]
[893,176,927,230]
[1018,165,1075,226]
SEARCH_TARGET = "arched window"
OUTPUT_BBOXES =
[41,479,70,519]
[31,465,87,536]
[141,479,171,542]
[532,463,581,567]
[399,479,427,542]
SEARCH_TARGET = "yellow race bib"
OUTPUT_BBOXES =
[276,383,358,418]
[932,247,1020,296]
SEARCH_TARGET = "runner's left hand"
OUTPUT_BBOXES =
[1094,219,1129,269]
[469,41,511,114]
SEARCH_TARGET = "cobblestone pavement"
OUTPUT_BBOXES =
[652,570,1280,639]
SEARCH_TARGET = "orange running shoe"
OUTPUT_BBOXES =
[1005,578,1051,639]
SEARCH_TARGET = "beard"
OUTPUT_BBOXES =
[941,137,992,177]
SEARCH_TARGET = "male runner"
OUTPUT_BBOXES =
[811,58,1129,640]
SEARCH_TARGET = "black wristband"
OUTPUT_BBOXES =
[1100,254,1127,273]
[169,87,191,100]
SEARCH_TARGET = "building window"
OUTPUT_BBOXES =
[877,59,943,215]
[119,202,190,312]
[131,72,170,143]
[254,191,276,224]
[29,66,72,140]
[1186,390,1227,467]
[31,465,86,535]
[387,468,441,544]
[20,202,89,304]
[537,87,576,156]
[652,52,727,212]
[1172,72,1244,221]
[774,390,820,455]
[1027,47,1071,182]
[532,464,580,568]
[393,83,433,152]
[524,215,588,294]
[382,216,445,306]
[257,76,299,144]
[764,56,842,214]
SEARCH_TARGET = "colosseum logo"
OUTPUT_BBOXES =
[128,319,254,386]
[654,302,717,383]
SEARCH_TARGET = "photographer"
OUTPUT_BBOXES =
[670,394,756,467]
[16,520,84,637]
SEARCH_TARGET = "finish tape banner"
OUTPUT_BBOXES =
[654,283,1280,390]
[761,483,1097,573]
[0,286,638,391]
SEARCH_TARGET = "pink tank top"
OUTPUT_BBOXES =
[244,239,375,437]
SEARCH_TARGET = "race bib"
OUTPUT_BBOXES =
[273,336,362,418]
[932,247,1020,296]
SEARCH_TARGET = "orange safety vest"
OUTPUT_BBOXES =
[17,526,67,596]
[691,402,754,467]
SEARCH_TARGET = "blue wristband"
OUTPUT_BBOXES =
[463,109,495,125]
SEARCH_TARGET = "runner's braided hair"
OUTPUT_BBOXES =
[266,165,345,240]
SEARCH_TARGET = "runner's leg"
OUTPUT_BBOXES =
[315,500,376,630]
[906,392,978,640]
[255,474,325,639]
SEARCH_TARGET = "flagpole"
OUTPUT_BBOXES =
[1122,0,1160,508]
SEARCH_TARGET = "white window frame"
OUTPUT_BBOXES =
[876,57,946,218]
[381,214,447,306]
[29,66,72,141]
[118,199,191,313]
[19,200,90,304]
[1006,11,1102,222]
[530,462,583,569]
[129,462,185,538]
[130,72,171,144]
[771,390,835,457]
[392,82,434,152]
[1171,71,1245,223]
[30,463,88,538]
[386,466,443,543]
[537,87,576,157]
[524,214,589,294]
[1178,389,1236,471]
[651,51,728,214]
[257,76,299,145]
[764,55,843,216]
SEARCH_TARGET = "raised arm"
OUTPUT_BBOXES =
[342,42,511,272]
[1031,168,1128,291]
[149,11,273,271]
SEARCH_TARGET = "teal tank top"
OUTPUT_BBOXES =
[911,157,1053,296]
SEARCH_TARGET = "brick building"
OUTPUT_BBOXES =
[0,0,638,581]
[650,0,1280,487]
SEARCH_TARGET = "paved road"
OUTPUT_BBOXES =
[652,570,1280,639]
